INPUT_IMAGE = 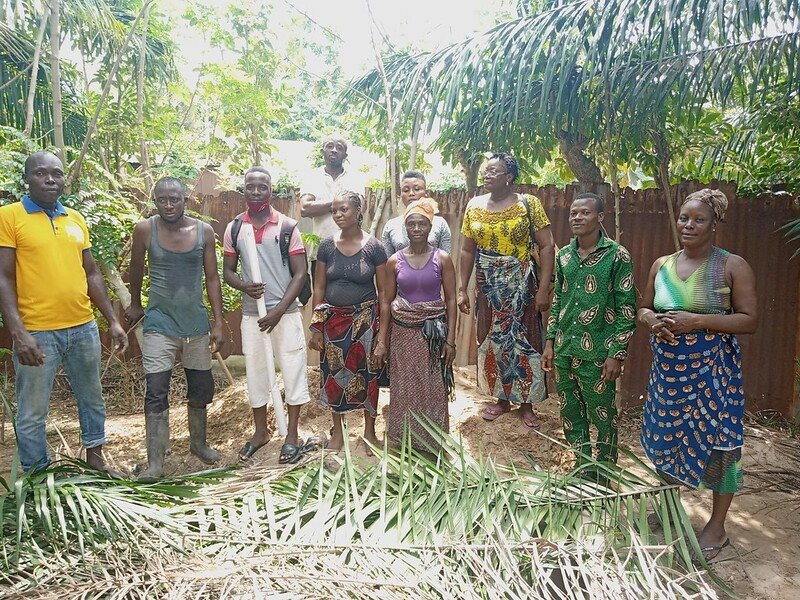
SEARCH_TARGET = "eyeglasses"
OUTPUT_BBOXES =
[483,168,508,176]
[154,197,184,206]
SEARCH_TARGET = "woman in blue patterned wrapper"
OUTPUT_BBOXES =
[638,188,758,561]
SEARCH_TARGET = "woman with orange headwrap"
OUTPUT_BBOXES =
[376,198,457,451]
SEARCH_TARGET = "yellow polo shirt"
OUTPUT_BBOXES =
[0,197,94,331]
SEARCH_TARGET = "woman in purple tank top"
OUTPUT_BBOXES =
[376,199,457,452]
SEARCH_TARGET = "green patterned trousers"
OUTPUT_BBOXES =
[555,356,618,465]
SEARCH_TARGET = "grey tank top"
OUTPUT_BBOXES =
[143,216,210,337]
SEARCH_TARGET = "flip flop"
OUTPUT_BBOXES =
[302,434,327,453]
[279,439,306,464]
[239,440,268,461]
[520,411,543,430]
[700,538,730,561]
[480,403,511,421]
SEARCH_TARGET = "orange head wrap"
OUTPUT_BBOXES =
[404,197,438,223]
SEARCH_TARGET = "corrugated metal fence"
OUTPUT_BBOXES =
[194,181,800,417]
[1,181,796,417]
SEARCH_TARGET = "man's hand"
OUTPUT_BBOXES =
[601,357,622,382]
[534,287,551,313]
[242,281,265,299]
[13,330,45,366]
[457,289,471,314]
[109,322,129,354]
[209,324,225,353]
[541,342,554,372]
[124,304,144,327]
[308,331,324,352]
[257,307,284,333]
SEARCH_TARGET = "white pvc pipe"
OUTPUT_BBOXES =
[239,222,288,436]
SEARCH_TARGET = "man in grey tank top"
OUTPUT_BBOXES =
[126,177,225,480]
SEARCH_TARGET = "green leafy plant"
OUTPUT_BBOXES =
[0,421,723,598]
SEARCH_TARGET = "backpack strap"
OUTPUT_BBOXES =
[230,214,244,256]
[278,216,299,269]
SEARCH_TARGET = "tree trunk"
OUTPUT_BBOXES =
[408,100,422,171]
[366,0,398,236]
[136,4,152,193]
[557,131,603,183]
[24,7,49,137]
[66,0,155,192]
[454,147,481,196]
[603,88,622,241]
[653,129,681,251]
[49,0,64,163]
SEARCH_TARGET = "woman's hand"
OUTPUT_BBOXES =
[372,339,389,367]
[457,289,471,314]
[659,311,700,336]
[308,331,324,352]
[648,314,677,344]
[442,342,456,369]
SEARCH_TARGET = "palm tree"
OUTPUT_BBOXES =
[346,0,799,196]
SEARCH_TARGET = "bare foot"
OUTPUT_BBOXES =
[362,433,381,456]
[326,431,344,452]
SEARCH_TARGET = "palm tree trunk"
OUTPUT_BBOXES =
[24,7,49,137]
[557,132,603,184]
[366,0,397,235]
[653,129,680,251]
[454,148,481,196]
[49,0,64,163]
[66,0,155,192]
[136,3,152,193]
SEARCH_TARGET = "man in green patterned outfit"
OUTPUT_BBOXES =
[542,192,636,467]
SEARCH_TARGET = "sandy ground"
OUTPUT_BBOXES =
[1,364,798,599]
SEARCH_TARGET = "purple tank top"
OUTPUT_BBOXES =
[396,249,442,304]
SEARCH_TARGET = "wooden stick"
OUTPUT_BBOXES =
[214,351,235,386]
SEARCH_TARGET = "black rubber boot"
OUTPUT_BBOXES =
[138,410,169,481]
[188,406,220,464]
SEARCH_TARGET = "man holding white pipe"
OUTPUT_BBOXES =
[223,166,311,463]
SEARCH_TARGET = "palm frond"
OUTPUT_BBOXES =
[0,423,724,598]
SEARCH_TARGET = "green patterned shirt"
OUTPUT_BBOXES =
[546,232,637,361]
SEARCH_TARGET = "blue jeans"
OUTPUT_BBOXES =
[13,321,105,471]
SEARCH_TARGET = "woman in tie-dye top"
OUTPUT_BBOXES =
[638,189,757,562]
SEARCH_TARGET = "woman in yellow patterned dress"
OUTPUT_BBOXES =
[457,153,555,428]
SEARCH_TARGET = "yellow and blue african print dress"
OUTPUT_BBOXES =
[461,195,550,404]
[642,247,744,493]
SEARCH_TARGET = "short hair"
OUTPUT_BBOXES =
[153,176,186,196]
[573,192,604,213]
[335,189,362,211]
[244,166,272,180]
[24,151,61,175]
[488,152,519,182]
[321,136,348,151]
[401,170,426,183]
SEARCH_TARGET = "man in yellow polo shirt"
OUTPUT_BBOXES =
[0,151,128,473]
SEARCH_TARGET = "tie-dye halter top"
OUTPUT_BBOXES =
[653,247,731,315]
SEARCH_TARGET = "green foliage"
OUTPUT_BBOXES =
[0,425,722,597]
